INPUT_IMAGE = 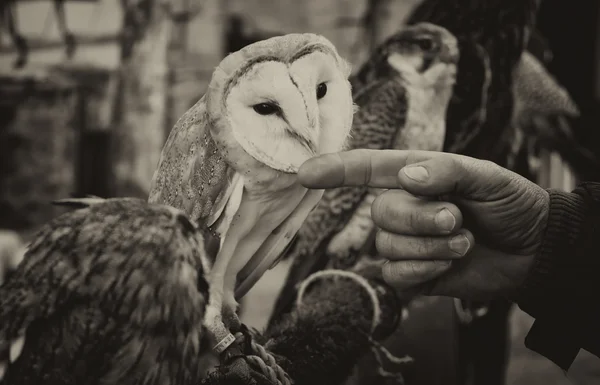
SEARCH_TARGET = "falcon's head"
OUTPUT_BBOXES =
[384,22,459,88]
[356,22,459,91]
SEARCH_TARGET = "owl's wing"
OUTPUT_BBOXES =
[0,199,209,382]
[148,95,244,260]
[149,95,239,231]
[268,76,408,326]
[234,188,325,299]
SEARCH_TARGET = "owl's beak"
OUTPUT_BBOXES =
[298,135,318,157]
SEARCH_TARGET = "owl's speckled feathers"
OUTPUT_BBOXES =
[0,198,211,385]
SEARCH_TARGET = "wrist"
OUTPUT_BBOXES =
[513,189,587,318]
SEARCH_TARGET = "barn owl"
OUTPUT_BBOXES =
[270,23,459,326]
[0,198,211,385]
[148,33,354,354]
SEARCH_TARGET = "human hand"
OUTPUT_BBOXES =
[297,149,550,300]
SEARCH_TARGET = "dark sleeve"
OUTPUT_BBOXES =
[514,182,600,371]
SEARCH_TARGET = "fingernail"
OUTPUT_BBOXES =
[449,234,470,256]
[435,208,456,233]
[402,166,429,183]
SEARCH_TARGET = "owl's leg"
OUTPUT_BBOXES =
[206,198,263,354]
[204,279,230,354]
[222,291,242,332]
[222,271,242,333]
[223,288,259,356]
[205,239,239,353]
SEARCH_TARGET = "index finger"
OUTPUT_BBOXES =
[298,149,438,189]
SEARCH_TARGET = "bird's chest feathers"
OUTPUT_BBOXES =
[396,86,449,152]
[244,167,299,194]
[221,181,308,275]
[242,176,307,212]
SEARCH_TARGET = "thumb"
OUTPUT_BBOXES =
[397,154,503,199]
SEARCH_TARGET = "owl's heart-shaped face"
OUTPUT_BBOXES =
[211,38,354,174]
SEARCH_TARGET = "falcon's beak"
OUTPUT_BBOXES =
[439,41,459,65]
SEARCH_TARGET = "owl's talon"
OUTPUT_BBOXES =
[237,323,255,354]
[222,305,242,333]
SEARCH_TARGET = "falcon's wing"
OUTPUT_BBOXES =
[514,51,579,117]
[148,95,243,260]
[509,51,600,178]
[268,76,408,326]
[0,199,209,383]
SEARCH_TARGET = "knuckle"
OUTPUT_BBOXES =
[373,192,402,229]
[414,238,431,255]
[405,151,420,166]
[375,230,390,255]
[407,209,422,232]
[358,155,373,185]
[407,260,422,276]
[376,230,399,257]
[449,156,464,174]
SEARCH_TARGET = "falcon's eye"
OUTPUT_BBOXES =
[316,82,327,100]
[415,37,435,51]
[253,103,279,115]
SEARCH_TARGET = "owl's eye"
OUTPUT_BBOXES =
[253,103,279,115]
[415,38,434,51]
[316,82,327,100]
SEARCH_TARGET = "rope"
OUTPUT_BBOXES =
[234,332,293,385]
[295,269,382,334]
[369,337,413,384]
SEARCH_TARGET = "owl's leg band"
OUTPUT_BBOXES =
[213,333,237,354]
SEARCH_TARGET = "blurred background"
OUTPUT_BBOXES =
[1,0,599,384]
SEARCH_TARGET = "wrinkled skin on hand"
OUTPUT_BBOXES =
[297,149,550,301]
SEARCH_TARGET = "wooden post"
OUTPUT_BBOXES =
[0,72,77,231]
[109,0,172,198]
